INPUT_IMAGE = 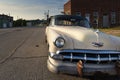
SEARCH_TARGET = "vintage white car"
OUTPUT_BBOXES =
[45,15,120,76]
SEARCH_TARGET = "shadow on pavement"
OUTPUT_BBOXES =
[61,73,120,80]
[85,73,120,80]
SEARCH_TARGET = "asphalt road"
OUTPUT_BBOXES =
[0,27,119,80]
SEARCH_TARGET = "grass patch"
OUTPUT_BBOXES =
[100,26,120,37]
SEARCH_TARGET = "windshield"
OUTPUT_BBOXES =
[55,15,90,28]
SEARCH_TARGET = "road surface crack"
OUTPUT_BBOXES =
[0,30,34,64]
[11,56,48,60]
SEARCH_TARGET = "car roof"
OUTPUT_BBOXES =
[53,15,86,20]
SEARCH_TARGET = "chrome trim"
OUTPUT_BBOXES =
[54,37,65,48]
[50,52,55,57]
[58,49,120,54]
[97,54,100,64]
[109,54,111,61]
[84,54,87,61]
[70,53,73,62]
[63,55,118,61]
[56,49,120,64]
[92,42,104,47]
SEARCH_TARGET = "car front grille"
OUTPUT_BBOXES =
[57,49,120,64]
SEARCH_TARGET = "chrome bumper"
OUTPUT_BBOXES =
[47,57,78,74]
[47,56,117,75]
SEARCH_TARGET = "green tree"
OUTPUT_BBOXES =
[13,19,26,27]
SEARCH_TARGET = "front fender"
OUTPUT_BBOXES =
[46,27,74,53]
[110,35,120,50]
[46,28,61,52]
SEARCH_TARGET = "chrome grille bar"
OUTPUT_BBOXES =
[63,55,118,61]
[58,49,120,64]
[98,54,100,63]
[70,53,73,62]
[109,54,112,62]
[84,54,87,61]
[58,49,120,54]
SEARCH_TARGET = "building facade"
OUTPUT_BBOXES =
[26,19,42,27]
[64,0,120,27]
[0,14,13,28]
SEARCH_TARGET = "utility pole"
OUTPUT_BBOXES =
[44,10,50,26]
[47,10,49,20]
[44,10,49,20]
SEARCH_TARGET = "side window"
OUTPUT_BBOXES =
[49,18,52,26]
[49,18,55,26]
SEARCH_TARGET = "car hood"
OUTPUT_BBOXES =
[49,26,120,50]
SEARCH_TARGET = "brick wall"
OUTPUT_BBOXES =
[64,0,120,27]
[64,0,71,15]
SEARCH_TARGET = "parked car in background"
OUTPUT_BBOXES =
[45,15,120,76]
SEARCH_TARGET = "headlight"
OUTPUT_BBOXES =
[54,37,65,48]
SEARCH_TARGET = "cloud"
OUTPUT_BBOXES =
[0,0,68,20]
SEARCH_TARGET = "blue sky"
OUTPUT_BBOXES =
[0,0,68,20]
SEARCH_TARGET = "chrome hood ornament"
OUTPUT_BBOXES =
[92,29,104,47]
[92,42,104,47]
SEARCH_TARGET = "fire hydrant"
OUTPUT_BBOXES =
[77,60,83,77]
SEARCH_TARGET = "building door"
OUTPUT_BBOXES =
[9,22,13,27]
[103,15,109,27]
[3,23,7,28]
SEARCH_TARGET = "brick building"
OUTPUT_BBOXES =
[64,0,120,27]
[0,14,13,28]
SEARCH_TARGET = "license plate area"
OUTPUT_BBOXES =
[83,64,117,75]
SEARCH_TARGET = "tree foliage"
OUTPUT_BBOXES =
[13,19,26,27]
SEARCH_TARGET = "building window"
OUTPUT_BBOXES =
[93,12,99,17]
[111,12,116,24]
[119,11,120,24]
[93,12,99,25]
[85,13,90,22]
